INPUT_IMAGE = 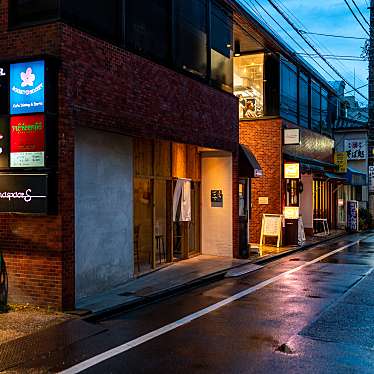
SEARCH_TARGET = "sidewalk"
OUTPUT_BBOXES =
[78,230,348,319]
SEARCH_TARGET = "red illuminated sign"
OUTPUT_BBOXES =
[10,114,45,167]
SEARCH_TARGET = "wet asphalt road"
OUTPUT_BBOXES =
[9,232,374,373]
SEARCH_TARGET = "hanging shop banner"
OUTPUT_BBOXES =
[10,60,45,115]
[346,200,359,232]
[334,152,348,173]
[10,115,45,168]
[284,163,300,179]
[0,63,9,115]
[344,139,367,160]
[0,117,9,168]
[369,166,374,193]
[0,174,47,213]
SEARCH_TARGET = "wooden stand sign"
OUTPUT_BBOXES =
[260,214,283,248]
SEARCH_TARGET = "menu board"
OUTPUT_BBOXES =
[10,114,45,167]
[347,200,359,232]
[260,214,283,247]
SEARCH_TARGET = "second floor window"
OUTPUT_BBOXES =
[233,53,264,119]
[174,0,208,78]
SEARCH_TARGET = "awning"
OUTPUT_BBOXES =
[347,167,367,186]
[239,144,263,178]
[284,152,336,175]
[325,172,347,182]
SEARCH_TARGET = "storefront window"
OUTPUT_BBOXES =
[311,80,321,132]
[234,53,264,119]
[174,0,207,78]
[125,0,170,63]
[210,0,233,92]
[299,72,309,128]
[280,58,297,123]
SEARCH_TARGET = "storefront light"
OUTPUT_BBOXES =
[284,163,300,179]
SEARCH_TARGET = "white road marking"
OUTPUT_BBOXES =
[60,240,360,374]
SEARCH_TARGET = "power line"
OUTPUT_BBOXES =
[345,83,368,94]
[264,0,368,100]
[351,0,370,26]
[270,0,368,89]
[343,0,370,36]
[299,30,367,40]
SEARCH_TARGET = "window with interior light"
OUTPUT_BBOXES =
[233,53,264,119]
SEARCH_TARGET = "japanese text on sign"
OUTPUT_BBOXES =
[344,139,367,160]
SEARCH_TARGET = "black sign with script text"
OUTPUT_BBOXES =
[0,174,48,213]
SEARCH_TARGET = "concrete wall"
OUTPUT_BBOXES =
[300,174,313,230]
[201,152,233,257]
[75,127,133,301]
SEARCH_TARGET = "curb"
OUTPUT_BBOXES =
[83,231,355,322]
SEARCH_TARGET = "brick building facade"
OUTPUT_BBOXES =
[0,1,240,309]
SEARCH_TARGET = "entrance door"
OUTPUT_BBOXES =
[173,180,201,260]
[239,178,249,256]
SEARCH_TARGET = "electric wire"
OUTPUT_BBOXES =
[351,0,370,26]
[270,0,368,89]
[260,0,368,100]
[299,31,367,40]
[343,0,370,36]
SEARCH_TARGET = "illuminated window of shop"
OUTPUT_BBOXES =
[234,53,264,119]
[174,0,208,78]
[299,72,309,128]
[311,80,321,132]
[125,0,170,63]
[280,57,297,123]
[210,0,233,93]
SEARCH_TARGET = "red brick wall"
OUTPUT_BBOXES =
[240,119,283,243]
[60,25,238,152]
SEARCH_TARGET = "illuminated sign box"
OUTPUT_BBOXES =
[10,60,45,115]
[0,174,48,213]
[10,115,45,168]
[283,206,300,219]
[284,163,300,179]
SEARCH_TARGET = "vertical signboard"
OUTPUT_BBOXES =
[10,60,45,115]
[369,166,374,193]
[334,152,348,173]
[346,200,359,232]
[10,115,45,167]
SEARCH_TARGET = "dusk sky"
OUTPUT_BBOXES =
[240,0,370,106]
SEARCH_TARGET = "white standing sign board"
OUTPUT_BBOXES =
[260,214,283,248]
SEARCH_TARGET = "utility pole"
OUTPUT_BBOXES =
[368,0,374,217]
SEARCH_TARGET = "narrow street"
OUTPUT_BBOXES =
[3,232,374,373]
